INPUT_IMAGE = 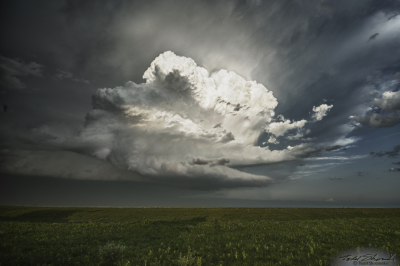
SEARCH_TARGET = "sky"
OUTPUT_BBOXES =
[1,0,400,207]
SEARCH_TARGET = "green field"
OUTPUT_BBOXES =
[0,206,399,266]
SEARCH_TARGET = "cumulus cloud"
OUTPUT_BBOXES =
[286,129,312,141]
[265,102,332,141]
[312,104,333,121]
[266,119,307,138]
[267,136,279,144]
[388,168,400,172]
[0,55,43,89]
[350,112,400,128]
[350,86,400,129]
[373,90,400,111]
[56,51,325,189]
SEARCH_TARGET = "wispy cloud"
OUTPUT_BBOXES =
[370,144,400,158]
[0,55,43,89]
[305,155,368,161]
[54,70,90,84]
[329,177,344,180]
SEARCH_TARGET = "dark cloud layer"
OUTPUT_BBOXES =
[370,144,400,158]
[325,145,342,152]
[0,56,43,90]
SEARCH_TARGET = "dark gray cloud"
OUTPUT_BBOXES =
[350,112,400,128]
[388,167,400,172]
[0,55,43,89]
[349,76,400,129]
[325,145,342,152]
[368,33,379,42]
[191,158,230,166]
[0,149,145,181]
[356,171,368,176]
[370,144,400,158]
[329,177,344,180]
[54,69,90,84]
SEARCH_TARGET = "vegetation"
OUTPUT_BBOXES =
[0,206,399,265]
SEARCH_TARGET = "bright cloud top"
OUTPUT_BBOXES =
[373,90,400,111]
[350,80,400,129]
[77,52,326,189]
[266,119,307,138]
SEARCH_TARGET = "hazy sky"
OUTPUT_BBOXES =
[1,0,399,207]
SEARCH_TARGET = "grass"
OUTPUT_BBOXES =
[0,206,399,265]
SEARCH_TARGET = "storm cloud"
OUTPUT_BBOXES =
[54,51,324,189]
[1,0,400,198]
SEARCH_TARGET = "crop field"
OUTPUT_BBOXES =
[0,207,399,266]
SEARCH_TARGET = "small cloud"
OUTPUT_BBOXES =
[325,198,334,202]
[388,168,400,172]
[368,33,379,42]
[356,171,368,177]
[191,158,230,166]
[370,144,400,158]
[218,132,235,143]
[266,119,307,137]
[0,55,43,89]
[393,161,400,165]
[325,145,342,152]
[54,70,73,80]
[329,177,344,180]
[54,69,90,84]
[312,104,333,121]
[267,136,279,144]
